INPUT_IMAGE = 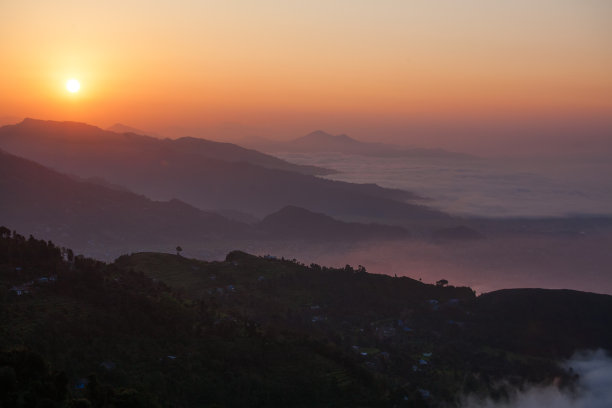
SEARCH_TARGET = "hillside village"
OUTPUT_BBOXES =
[2,228,610,407]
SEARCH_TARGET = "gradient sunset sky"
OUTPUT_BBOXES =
[1,0,611,154]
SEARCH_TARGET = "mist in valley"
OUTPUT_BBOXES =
[462,349,612,408]
[232,232,612,296]
[276,152,612,219]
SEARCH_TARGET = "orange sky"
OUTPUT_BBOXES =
[1,1,611,154]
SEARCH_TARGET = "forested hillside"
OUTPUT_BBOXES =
[2,228,611,407]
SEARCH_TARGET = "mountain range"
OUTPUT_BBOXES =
[258,205,409,241]
[0,149,415,257]
[0,119,442,224]
[238,130,475,159]
[0,149,246,250]
[1,118,332,177]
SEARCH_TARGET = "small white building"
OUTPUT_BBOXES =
[10,285,31,295]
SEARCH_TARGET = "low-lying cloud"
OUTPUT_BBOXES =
[462,349,612,408]
[277,153,612,218]
[279,235,612,295]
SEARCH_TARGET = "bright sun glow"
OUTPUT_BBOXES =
[66,79,80,93]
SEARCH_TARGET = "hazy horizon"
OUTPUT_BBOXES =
[2,115,612,158]
[1,0,611,156]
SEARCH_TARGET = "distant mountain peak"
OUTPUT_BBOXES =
[20,117,91,128]
[13,118,108,136]
[334,133,355,142]
[0,118,337,178]
[293,130,360,147]
[255,128,475,158]
[308,130,330,135]
[302,130,333,139]
[107,123,159,137]
[267,205,321,218]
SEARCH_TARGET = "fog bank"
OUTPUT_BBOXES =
[462,350,612,408]
[242,234,612,295]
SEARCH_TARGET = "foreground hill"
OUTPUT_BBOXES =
[244,130,474,159]
[117,251,612,361]
[0,119,442,223]
[116,251,612,406]
[6,230,611,406]
[1,230,398,407]
[473,288,612,356]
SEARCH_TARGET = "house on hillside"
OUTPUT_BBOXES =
[447,298,460,306]
[397,319,413,332]
[427,299,440,311]
[75,378,89,390]
[418,389,431,399]
[10,285,32,295]
[100,361,116,371]
[372,320,396,339]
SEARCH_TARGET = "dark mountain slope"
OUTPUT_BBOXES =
[471,288,612,357]
[1,150,420,259]
[259,205,409,241]
[170,135,336,175]
[0,149,249,251]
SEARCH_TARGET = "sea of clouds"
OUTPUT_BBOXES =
[276,153,612,218]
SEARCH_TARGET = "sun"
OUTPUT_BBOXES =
[66,78,80,93]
